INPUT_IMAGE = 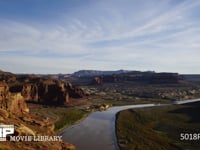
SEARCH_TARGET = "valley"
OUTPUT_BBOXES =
[1,69,200,149]
[116,101,200,150]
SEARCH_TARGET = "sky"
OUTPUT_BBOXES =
[0,0,200,74]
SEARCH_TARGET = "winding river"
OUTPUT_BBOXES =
[60,99,200,150]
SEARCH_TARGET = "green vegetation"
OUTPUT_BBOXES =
[29,104,89,132]
[54,109,88,132]
[116,102,200,150]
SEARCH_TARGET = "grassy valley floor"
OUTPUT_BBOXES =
[28,103,90,132]
[116,102,200,150]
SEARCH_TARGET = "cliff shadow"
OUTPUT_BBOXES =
[169,101,200,123]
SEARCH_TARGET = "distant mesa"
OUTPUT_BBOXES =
[40,69,188,86]
[90,71,184,85]
[150,73,184,84]
[73,69,131,77]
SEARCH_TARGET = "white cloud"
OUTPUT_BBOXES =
[0,0,200,73]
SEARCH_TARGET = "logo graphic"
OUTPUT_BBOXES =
[0,124,62,142]
[0,125,14,141]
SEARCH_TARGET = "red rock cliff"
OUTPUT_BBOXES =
[0,81,29,114]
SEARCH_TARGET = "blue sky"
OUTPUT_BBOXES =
[0,0,200,74]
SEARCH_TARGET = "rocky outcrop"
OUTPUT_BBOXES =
[37,80,69,105]
[0,71,78,150]
[22,84,39,101]
[0,81,29,114]
[8,92,29,113]
[0,70,86,106]
[66,82,86,98]
[15,124,35,136]
[0,108,9,120]
[9,84,39,102]
[0,82,9,108]
[8,79,85,105]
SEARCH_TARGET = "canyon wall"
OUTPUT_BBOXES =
[0,82,29,114]
[0,71,86,114]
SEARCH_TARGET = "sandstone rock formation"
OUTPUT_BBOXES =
[0,71,78,150]
[0,81,9,108]
[15,124,35,136]
[3,68,84,104]
[37,80,69,105]
[8,92,29,113]
[0,81,29,114]
[66,82,85,98]
[0,71,86,114]
[8,80,85,105]
[0,108,9,120]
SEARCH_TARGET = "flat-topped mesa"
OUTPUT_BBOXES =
[0,81,29,114]
[150,73,184,84]
[90,72,184,85]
